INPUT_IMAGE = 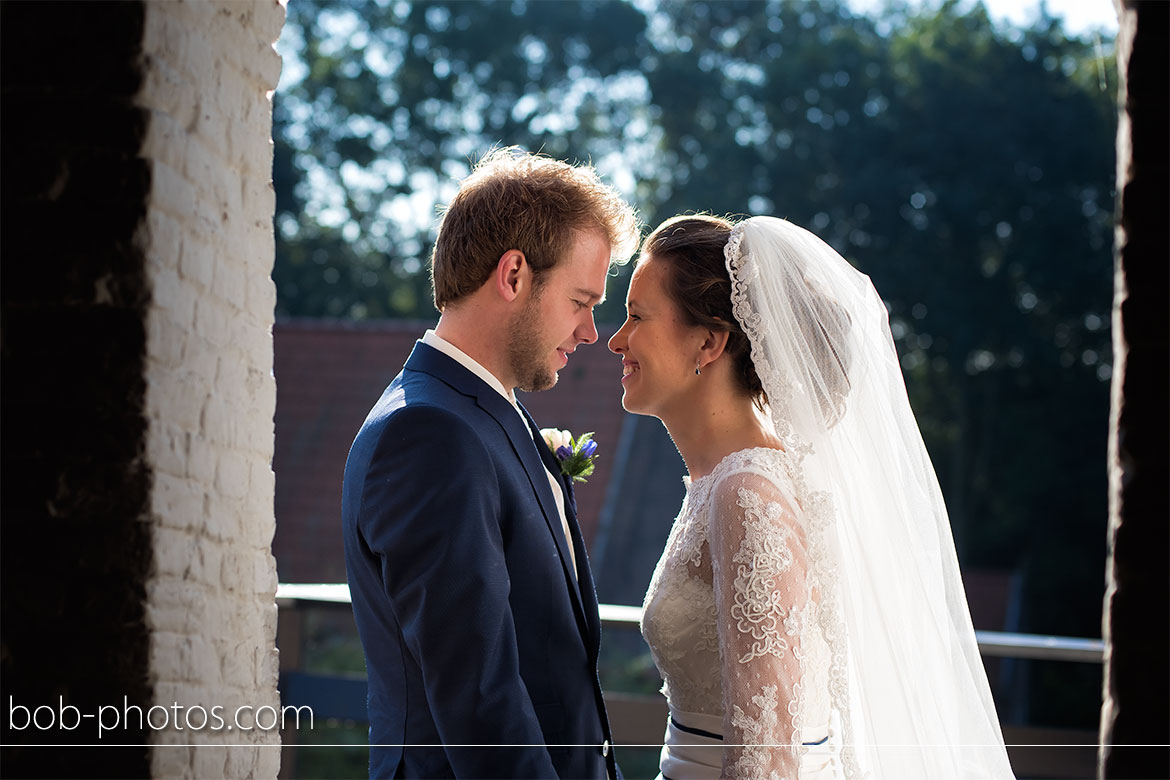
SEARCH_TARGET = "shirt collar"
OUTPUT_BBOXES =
[422,329,519,409]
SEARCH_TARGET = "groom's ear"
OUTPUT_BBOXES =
[493,249,529,303]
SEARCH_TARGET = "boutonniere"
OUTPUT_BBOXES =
[540,428,599,483]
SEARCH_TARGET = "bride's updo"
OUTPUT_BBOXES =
[640,215,767,408]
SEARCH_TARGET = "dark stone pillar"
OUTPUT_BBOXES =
[1099,1,1170,778]
[0,2,153,777]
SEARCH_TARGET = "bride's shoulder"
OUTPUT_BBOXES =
[708,447,796,512]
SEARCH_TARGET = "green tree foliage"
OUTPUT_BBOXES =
[273,0,652,318]
[273,0,1116,727]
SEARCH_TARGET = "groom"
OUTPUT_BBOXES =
[342,148,637,778]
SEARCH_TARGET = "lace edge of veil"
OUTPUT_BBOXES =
[723,221,863,779]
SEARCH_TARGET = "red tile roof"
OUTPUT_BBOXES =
[273,319,627,583]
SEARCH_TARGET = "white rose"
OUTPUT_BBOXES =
[540,428,571,452]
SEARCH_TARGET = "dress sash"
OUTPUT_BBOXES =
[658,706,838,780]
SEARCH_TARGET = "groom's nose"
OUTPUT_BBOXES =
[577,312,598,345]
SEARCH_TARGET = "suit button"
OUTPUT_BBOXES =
[602,739,610,757]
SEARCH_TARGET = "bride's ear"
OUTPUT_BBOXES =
[697,328,730,369]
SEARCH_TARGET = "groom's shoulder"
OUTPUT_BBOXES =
[349,383,484,467]
[361,367,468,435]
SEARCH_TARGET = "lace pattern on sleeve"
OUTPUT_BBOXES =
[710,470,808,779]
[726,228,863,779]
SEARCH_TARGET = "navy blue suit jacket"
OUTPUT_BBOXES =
[342,342,617,779]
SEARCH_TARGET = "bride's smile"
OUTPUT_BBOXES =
[608,259,708,418]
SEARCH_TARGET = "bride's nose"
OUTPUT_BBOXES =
[608,324,627,354]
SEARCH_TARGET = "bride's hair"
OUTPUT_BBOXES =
[640,214,766,408]
[642,214,856,422]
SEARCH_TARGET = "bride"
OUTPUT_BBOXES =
[608,215,1015,779]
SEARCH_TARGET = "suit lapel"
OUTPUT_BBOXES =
[522,407,602,658]
[406,343,591,642]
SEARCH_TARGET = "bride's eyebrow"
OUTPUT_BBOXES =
[626,299,648,312]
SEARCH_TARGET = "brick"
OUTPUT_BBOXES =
[216,351,249,399]
[147,423,190,481]
[211,65,258,136]
[135,2,282,768]
[140,57,197,128]
[189,195,223,250]
[193,744,228,779]
[242,497,275,546]
[211,255,247,310]
[260,599,278,645]
[140,7,185,77]
[254,645,279,694]
[152,471,202,530]
[220,550,246,592]
[151,631,190,682]
[144,313,183,375]
[241,403,275,459]
[220,640,253,688]
[173,23,216,91]
[245,273,276,321]
[252,373,276,425]
[251,551,277,594]
[179,235,215,290]
[149,744,192,777]
[253,0,288,46]
[202,492,240,543]
[202,393,236,447]
[145,207,183,275]
[189,538,224,587]
[215,450,250,501]
[180,132,220,203]
[186,436,217,486]
[228,120,275,178]
[157,369,208,432]
[241,176,275,219]
[153,526,194,578]
[150,160,196,223]
[193,297,232,348]
[223,747,256,778]
[184,340,220,390]
[144,580,200,633]
[150,266,196,332]
[248,459,275,503]
[141,109,183,171]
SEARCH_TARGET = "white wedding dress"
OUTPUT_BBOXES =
[636,215,1016,780]
[642,447,841,780]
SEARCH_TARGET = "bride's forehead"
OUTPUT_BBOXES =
[631,256,668,288]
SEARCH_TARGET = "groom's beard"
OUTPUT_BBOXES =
[508,289,557,393]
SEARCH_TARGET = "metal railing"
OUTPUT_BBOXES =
[275,584,1103,779]
[275,582,1106,664]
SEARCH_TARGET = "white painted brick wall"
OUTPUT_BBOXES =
[137,1,285,777]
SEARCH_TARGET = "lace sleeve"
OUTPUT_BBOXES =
[709,468,808,780]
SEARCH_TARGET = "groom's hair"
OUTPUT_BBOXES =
[430,147,638,310]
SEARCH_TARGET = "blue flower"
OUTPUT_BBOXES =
[540,429,600,483]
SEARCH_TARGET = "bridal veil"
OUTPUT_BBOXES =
[724,216,1015,778]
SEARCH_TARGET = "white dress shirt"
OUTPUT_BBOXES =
[421,330,578,579]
